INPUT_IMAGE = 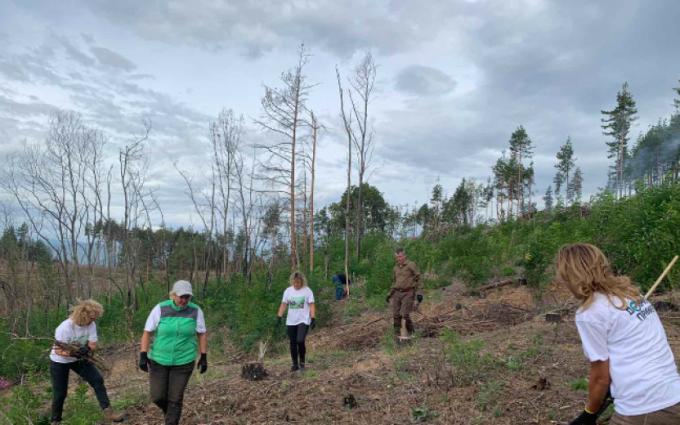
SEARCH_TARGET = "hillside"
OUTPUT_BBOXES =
[88,281,680,425]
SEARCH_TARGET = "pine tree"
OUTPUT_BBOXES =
[601,82,638,198]
[508,126,533,212]
[673,79,680,111]
[568,167,584,204]
[555,137,575,204]
[543,185,553,212]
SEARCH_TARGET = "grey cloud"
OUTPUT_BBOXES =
[395,65,456,96]
[370,0,680,202]
[56,35,95,67]
[90,46,136,71]
[81,33,95,45]
[86,0,428,57]
[0,59,29,81]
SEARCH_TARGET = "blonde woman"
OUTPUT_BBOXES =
[276,271,316,371]
[49,299,124,425]
[555,244,680,425]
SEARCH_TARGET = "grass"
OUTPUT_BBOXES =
[570,377,588,392]
[440,329,498,386]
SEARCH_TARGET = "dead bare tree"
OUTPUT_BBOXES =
[176,161,217,297]
[211,109,241,281]
[255,44,313,270]
[2,111,107,303]
[336,67,353,295]
[347,53,377,260]
[234,144,258,281]
[308,111,320,274]
[119,120,151,309]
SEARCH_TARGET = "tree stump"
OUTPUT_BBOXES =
[241,362,268,381]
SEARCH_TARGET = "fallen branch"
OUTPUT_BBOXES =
[477,277,526,292]
[53,341,109,372]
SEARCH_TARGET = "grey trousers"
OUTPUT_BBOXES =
[149,360,194,425]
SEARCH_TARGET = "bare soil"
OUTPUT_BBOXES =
[98,283,680,425]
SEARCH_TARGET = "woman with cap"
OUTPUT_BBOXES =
[276,271,316,371]
[555,244,680,425]
[49,299,125,424]
[138,280,208,425]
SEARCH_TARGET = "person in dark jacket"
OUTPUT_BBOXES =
[331,273,351,300]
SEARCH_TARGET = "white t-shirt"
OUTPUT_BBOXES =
[575,292,680,416]
[49,318,98,363]
[143,303,207,333]
[281,286,315,326]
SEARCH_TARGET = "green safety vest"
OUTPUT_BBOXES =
[150,300,201,366]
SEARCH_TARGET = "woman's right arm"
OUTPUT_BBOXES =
[140,330,152,352]
[277,303,287,318]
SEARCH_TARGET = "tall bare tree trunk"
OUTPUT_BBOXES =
[309,112,318,274]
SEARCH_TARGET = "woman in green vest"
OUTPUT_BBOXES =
[138,280,208,425]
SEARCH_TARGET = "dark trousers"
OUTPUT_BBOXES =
[149,360,194,425]
[390,289,415,334]
[287,324,309,366]
[50,360,110,422]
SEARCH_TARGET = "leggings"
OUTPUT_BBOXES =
[287,323,309,366]
[50,360,110,422]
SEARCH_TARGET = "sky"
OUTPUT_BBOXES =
[1,0,680,228]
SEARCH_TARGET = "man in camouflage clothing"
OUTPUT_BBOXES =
[386,247,422,337]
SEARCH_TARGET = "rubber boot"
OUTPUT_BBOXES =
[405,317,415,335]
[103,407,125,423]
[393,317,401,336]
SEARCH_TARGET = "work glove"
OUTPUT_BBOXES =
[569,410,597,425]
[197,353,207,374]
[416,294,423,303]
[138,352,149,373]
[74,345,91,359]
[310,318,316,330]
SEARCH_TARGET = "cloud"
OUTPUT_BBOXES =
[85,0,433,57]
[53,35,96,67]
[395,65,456,96]
[90,46,136,71]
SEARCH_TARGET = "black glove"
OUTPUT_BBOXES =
[139,352,149,373]
[569,410,597,425]
[416,294,423,303]
[197,353,207,374]
[385,294,391,303]
[75,345,91,359]
[276,316,283,327]
[310,318,316,330]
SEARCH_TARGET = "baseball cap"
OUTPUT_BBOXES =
[172,280,193,297]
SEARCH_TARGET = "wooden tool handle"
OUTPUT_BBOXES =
[644,255,679,300]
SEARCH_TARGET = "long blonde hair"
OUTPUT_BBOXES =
[555,243,641,310]
[289,270,308,287]
[69,299,104,326]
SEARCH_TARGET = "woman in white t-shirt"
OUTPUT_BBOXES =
[49,299,124,425]
[556,243,680,425]
[276,271,316,372]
